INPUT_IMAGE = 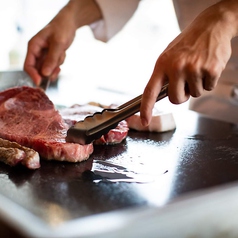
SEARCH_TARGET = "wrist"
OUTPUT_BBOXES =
[66,0,102,29]
[216,0,238,38]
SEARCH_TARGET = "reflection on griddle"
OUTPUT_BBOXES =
[87,160,161,183]
[0,163,36,186]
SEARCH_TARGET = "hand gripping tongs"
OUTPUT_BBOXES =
[66,83,169,145]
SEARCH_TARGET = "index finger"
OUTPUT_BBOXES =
[140,69,167,126]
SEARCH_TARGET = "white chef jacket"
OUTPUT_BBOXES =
[90,0,140,42]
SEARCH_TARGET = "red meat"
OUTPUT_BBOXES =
[0,86,93,163]
[60,104,129,145]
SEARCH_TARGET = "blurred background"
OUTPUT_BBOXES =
[0,0,188,110]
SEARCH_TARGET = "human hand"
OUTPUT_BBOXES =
[140,1,237,126]
[24,12,76,86]
[24,0,102,86]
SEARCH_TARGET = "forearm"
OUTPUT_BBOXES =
[194,0,238,39]
[55,0,102,30]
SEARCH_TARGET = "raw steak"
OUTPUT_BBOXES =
[0,86,93,163]
[59,104,129,145]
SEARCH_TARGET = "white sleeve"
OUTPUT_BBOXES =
[90,0,140,42]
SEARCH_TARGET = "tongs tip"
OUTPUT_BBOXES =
[39,77,50,91]
[66,83,169,145]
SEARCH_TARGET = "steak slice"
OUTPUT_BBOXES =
[59,104,129,145]
[0,147,25,167]
[0,86,93,162]
[0,138,40,169]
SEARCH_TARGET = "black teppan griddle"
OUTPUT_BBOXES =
[0,110,238,237]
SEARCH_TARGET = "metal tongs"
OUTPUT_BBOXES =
[39,77,50,91]
[66,83,168,145]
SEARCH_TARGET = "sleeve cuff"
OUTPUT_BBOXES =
[90,0,140,42]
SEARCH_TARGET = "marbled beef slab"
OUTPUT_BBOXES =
[0,86,93,162]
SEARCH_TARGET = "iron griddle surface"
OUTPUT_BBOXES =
[0,111,238,237]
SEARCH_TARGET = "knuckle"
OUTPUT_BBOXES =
[51,35,69,49]
[202,65,222,91]
[171,59,185,72]
[190,90,202,98]
[186,63,201,77]
[169,94,186,105]
[27,39,35,50]
[203,62,223,79]
[206,67,221,79]
[144,85,157,99]
[204,82,215,91]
